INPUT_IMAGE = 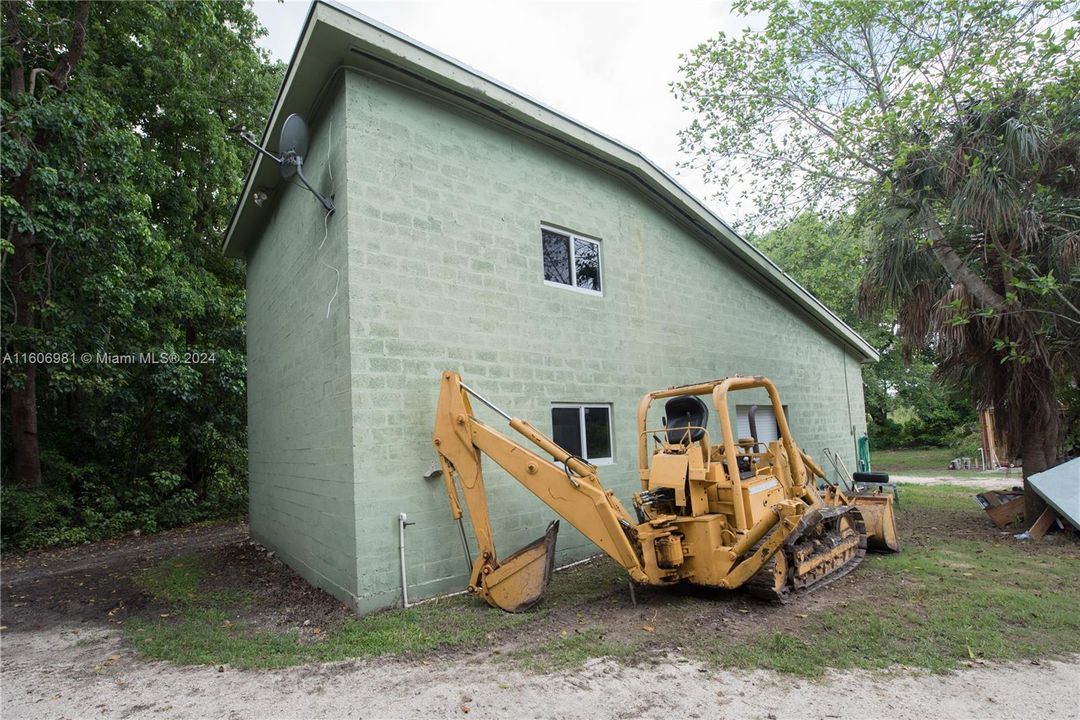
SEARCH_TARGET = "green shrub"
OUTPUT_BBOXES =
[1,486,87,550]
[1,465,247,553]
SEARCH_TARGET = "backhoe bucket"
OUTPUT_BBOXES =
[850,494,900,553]
[481,521,560,612]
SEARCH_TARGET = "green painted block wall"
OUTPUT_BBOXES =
[339,71,870,613]
[245,82,359,607]
[244,71,871,614]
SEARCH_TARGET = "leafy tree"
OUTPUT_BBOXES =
[751,213,974,450]
[752,213,865,317]
[675,0,1079,517]
[860,91,1078,465]
[2,1,281,548]
[2,0,91,487]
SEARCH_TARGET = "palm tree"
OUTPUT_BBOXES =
[860,88,1080,521]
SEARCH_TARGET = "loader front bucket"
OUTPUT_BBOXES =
[481,521,560,612]
[850,494,900,553]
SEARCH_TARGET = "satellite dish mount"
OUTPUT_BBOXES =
[241,113,335,214]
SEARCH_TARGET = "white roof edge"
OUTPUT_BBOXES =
[223,0,878,363]
[222,1,320,256]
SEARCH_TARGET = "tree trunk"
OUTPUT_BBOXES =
[1018,363,1060,525]
[1021,426,1051,524]
[10,363,42,486]
[914,209,1012,315]
[8,231,42,486]
[7,178,41,490]
[3,0,91,487]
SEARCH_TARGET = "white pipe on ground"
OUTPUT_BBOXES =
[398,512,414,608]
[555,554,601,572]
[404,553,605,608]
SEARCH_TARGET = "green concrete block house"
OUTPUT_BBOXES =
[222,1,878,614]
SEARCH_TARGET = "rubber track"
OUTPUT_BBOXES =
[745,507,867,603]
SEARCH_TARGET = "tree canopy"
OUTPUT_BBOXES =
[675,0,1077,226]
[751,213,975,450]
[1,0,282,549]
[675,0,1078,507]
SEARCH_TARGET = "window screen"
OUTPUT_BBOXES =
[542,230,572,285]
[541,227,602,293]
[550,404,613,462]
[551,406,584,457]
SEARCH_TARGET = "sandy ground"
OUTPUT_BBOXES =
[2,625,1077,720]
[2,477,1072,720]
[891,474,1022,491]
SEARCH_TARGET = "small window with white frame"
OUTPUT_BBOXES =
[542,226,602,294]
[551,403,613,463]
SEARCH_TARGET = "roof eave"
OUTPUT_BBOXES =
[221,0,879,363]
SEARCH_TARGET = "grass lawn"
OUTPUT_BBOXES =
[127,551,628,670]
[710,530,1079,674]
[872,447,1016,477]
[512,627,638,672]
[129,559,531,668]
[127,484,1079,674]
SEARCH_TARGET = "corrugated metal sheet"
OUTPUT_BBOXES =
[1028,458,1080,529]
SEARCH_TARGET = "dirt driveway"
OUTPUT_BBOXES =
[3,502,1078,719]
[3,622,1077,719]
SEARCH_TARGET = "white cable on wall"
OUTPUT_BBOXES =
[318,121,340,319]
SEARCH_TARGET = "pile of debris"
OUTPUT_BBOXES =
[975,457,1079,540]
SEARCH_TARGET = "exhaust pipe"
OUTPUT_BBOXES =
[748,404,759,450]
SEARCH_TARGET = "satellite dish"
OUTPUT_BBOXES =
[236,113,335,214]
[278,114,309,180]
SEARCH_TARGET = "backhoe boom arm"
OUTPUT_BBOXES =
[433,372,646,610]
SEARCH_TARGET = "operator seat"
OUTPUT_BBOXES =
[664,395,709,445]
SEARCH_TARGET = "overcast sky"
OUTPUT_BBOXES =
[251,0,756,222]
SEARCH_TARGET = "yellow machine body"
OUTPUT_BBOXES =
[432,372,898,611]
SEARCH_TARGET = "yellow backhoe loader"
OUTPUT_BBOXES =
[432,371,899,612]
